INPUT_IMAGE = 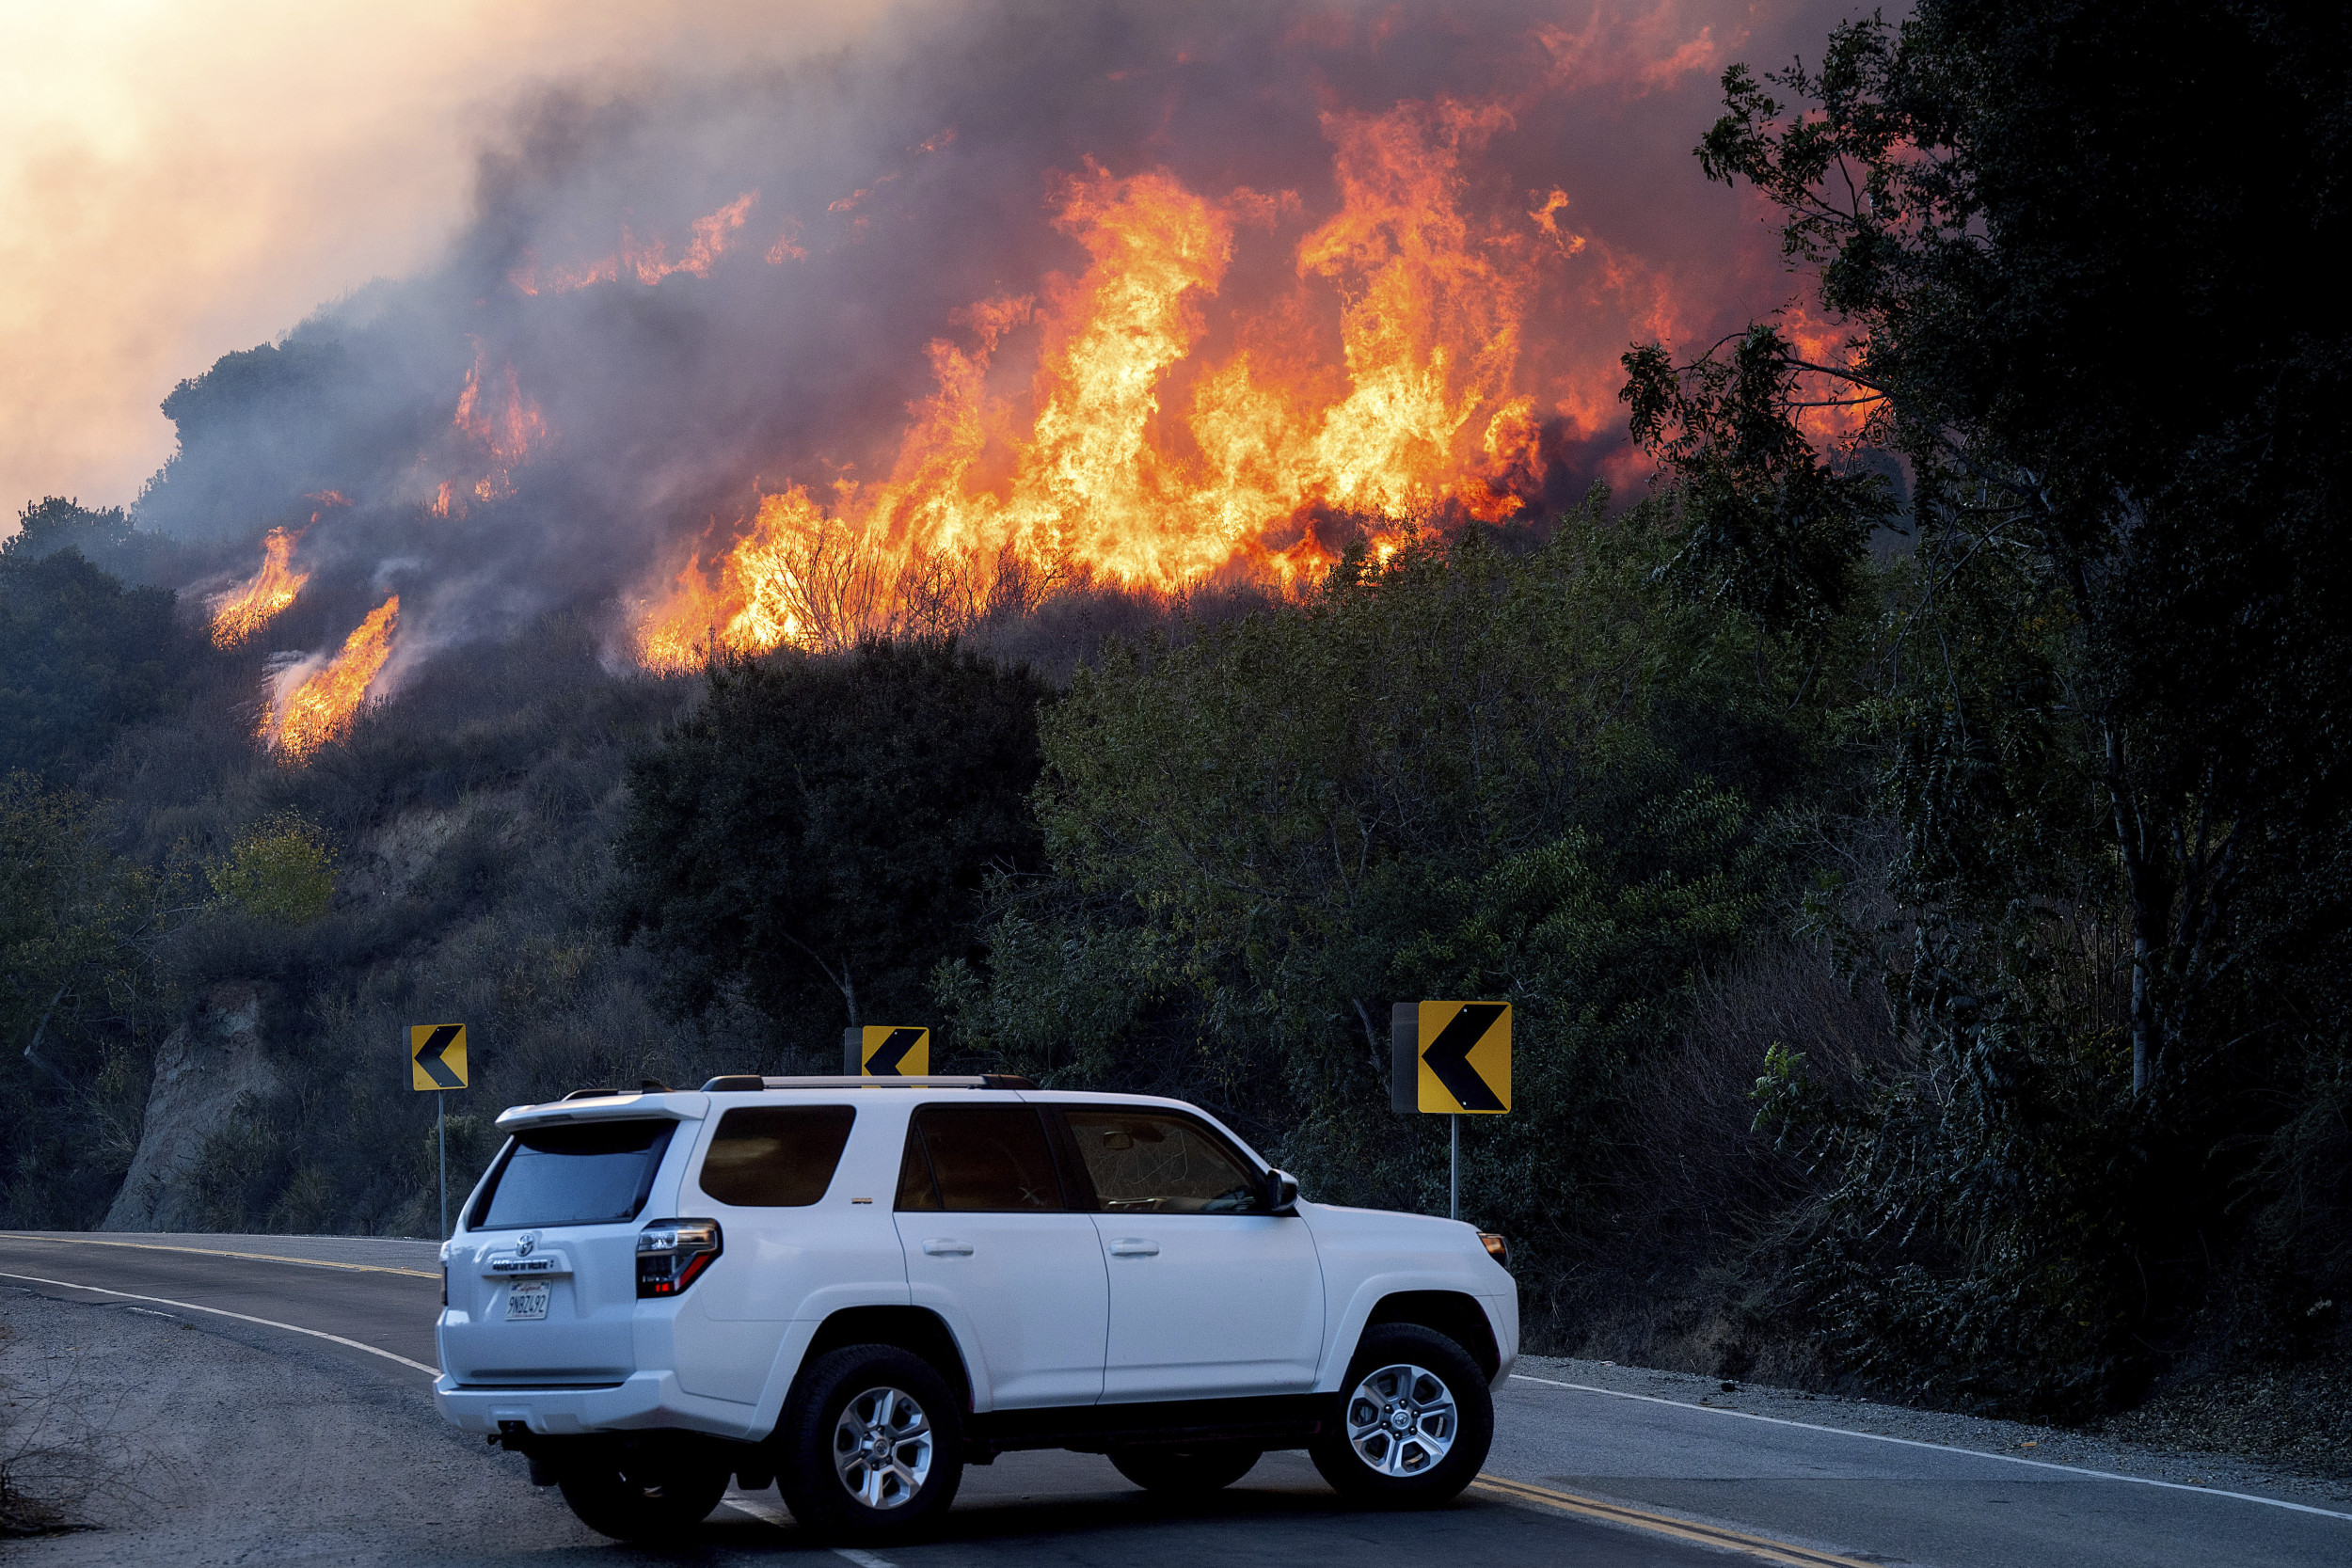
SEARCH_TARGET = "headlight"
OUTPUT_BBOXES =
[1478,1232,1510,1269]
[636,1218,723,1297]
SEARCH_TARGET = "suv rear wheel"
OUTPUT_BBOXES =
[1107,1442,1263,1493]
[1309,1322,1492,1507]
[777,1343,965,1541]
[553,1438,732,1540]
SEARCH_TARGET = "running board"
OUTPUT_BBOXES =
[967,1393,1333,1457]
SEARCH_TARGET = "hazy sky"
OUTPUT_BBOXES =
[0,0,881,526]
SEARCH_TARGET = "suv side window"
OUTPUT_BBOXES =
[1061,1109,1263,1214]
[696,1105,856,1207]
[898,1106,1065,1212]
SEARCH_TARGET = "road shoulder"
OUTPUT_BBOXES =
[1513,1354,2352,1509]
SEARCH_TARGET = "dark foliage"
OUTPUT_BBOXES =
[938,505,1844,1316]
[612,641,1054,1041]
[0,508,198,782]
[1629,0,2352,1413]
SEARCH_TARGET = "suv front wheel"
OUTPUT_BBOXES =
[1309,1323,1492,1507]
[777,1344,965,1541]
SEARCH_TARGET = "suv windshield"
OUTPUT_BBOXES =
[472,1118,678,1229]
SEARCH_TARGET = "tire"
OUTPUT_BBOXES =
[552,1437,732,1541]
[1107,1442,1263,1493]
[1309,1323,1493,1507]
[776,1343,965,1542]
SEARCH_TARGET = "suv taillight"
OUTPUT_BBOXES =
[637,1218,722,1298]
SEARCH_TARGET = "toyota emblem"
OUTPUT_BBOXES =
[517,1231,539,1258]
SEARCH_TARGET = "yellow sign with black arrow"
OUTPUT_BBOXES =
[1391,1001,1509,1114]
[409,1022,469,1091]
[843,1025,930,1078]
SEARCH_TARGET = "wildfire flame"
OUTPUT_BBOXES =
[632,98,1565,669]
[208,527,310,647]
[431,342,548,515]
[507,192,757,295]
[262,595,399,762]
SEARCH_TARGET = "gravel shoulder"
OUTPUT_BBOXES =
[0,1284,591,1564]
[1515,1354,2352,1510]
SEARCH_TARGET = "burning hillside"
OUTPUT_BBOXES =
[122,0,1856,745]
[634,102,1573,670]
[262,594,400,761]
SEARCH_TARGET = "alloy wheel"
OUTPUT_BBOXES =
[832,1385,934,1509]
[1342,1362,1456,1477]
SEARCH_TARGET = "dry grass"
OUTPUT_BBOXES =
[0,1307,162,1536]
[1527,940,1900,1386]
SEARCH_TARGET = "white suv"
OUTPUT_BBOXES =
[434,1075,1518,1544]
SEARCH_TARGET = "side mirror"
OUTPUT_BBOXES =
[1263,1169,1299,1215]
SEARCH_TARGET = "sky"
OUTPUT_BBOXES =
[0,0,882,526]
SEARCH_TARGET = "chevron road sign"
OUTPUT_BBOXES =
[409,1022,469,1243]
[844,1025,930,1077]
[1391,1001,1510,1222]
[1391,1001,1510,1114]
[409,1022,469,1091]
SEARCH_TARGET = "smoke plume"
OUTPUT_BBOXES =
[71,0,1868,731]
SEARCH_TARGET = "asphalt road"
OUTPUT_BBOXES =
[2,1230,2346,1567]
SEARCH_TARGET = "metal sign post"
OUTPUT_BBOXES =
[410,1023,470,1240]
[1451,1114,1461,1222]
[1391,1002,1511,1225]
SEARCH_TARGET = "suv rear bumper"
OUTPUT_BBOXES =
[434,1370,762,1441]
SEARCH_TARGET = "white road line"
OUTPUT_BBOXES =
[723,1494,895,1566]
[1508,1373,2352,1523]
[0,1232,439,1280]
[0,1268,441,1379]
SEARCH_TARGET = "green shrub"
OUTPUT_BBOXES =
[207,816,335,924]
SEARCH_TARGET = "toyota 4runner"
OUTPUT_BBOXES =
[434,1074,1518,1544]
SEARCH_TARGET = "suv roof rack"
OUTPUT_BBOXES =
[698,1074,1039,1092]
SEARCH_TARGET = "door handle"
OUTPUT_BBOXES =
[921,1239,974,1256]
[1107,1239,1159,1256]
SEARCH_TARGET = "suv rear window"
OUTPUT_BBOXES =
[696,1106,856,1207]
[898,1106,1063,1212]
[472,1118,678,1229]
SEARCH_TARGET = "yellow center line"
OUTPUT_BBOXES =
[0,1233,439,1280]
[1472,1474,1877,1568]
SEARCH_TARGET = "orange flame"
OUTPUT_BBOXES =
[434,341,548,514]
[632,98,1561,668]
[208,528,310,647]
[262,595,399,762]
[507,192,757,295]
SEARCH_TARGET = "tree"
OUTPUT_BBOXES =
[942,503,1817,1249]
[0,776,183,1225]
[1627,0,2352,1409]
[4,496,180,584]
[610,640,1052,1043]
[0,538,192,781]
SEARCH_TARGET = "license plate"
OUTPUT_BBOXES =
[505,1282,549,1321]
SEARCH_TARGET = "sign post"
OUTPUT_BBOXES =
[410,1023,469,1239]
[1391,1002,1511,1221]
[844,1026,930,1078]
